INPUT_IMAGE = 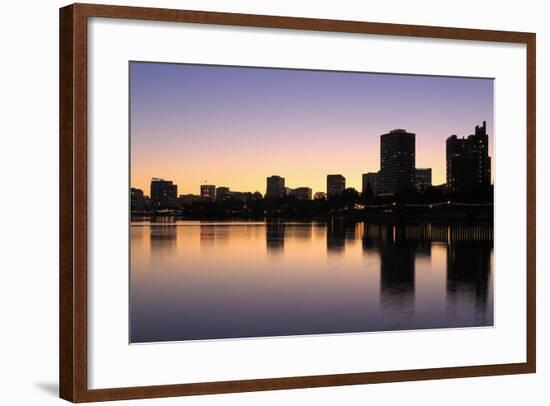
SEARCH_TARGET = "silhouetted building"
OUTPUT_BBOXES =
[378,129,416,195]
[143,196,151,211]
[200,184,216,201]
[314,191,327,200]
[178,194,201,205]
[215,186,230,202]
[131,187,145,211]
[266,175,285,198]
[362,172,379,196]
[415,168,432,191]
[446,121,491,192]
[228,191,248,202]
[150,178,177,209]
[288,187,312,200]
[215,187,249,202]
[327,174,346,197]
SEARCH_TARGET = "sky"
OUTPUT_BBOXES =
[130,62,494,196]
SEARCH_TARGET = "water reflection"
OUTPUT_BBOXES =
[379,238,416,320]
[149,224,177,258]
[266,222,285,254]
[446,242,492,324]
[131,220,493,342]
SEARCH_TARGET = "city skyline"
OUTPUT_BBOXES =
[132,121,491,200]
[130,62,494,195]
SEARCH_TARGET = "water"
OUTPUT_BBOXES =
[130,221,493,343]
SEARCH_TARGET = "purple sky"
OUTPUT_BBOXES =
[130,62,493,195]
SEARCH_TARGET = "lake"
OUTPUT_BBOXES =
[130,220,493,343]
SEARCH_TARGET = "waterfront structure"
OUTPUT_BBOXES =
[378,129,416,196]
[130,187,145,211]
[446,121,491,192]
[266,175,285,198]
[200,184,216,201]
[415,168,432,191]
[150,178,177,209]
[362,172,379,196]
[288,187,312,200]
[327,174,346,197]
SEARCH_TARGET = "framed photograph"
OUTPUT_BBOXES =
[59,3,536,402]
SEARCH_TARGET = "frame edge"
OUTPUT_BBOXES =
[59,3,76,402]
[525,32,536,374]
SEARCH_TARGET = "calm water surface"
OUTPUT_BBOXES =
[130,221,493,343]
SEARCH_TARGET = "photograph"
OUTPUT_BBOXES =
[129,62,494,343]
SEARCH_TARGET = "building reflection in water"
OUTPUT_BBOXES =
[200,224,216,249]
[445,224,492,323]
[360,222,492,323]
[446,241,492,322]
[326,221,356,254]
[326,221,346,254]
[149,219,177,257]
[132,220,494,342]
[266,221,285,255]
[377,225,417,319]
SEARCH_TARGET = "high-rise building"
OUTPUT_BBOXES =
[415,168,432,191]
[150,178,177,209]
[266,175,285,198]
[327,174,345,197]
[130,187,145,211]
[288,187,312,200]
[378,129,416,196]
[362,172,379,196]
[446,121,491,192]
[200,184,216,201]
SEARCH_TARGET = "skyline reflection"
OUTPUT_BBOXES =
[130,220,493,343]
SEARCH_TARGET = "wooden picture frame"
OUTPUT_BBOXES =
[60,3,536,402]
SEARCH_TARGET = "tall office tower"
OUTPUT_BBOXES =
[446,121,491,192]
[326,174,346,197]
[266,175,285,198]
[362,172,379,196]
[150,178,178,209]
[378,129,416,196]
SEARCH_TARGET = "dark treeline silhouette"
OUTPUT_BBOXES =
[132,184,493,223]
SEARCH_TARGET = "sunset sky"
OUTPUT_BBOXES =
[130,62,494,196]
